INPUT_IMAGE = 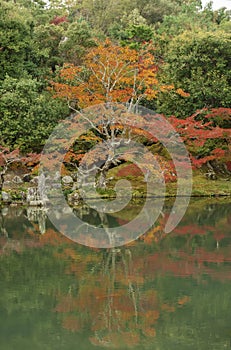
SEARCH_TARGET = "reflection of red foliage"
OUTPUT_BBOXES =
[173,224,208,236]
[142,240,231,280]
[195,248,231,263]
[63,315,82,332]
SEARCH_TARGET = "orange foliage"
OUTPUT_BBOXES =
[39,228,70,246]
[50,39,173,108]
[177,295,191,306]
[161,303,176,313]
[144,327,156,337]
[63,315,82,332]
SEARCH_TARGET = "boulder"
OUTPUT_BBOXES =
[30,176,39,185]
[205,172,217,180]
[62,175,74,185]
[23,173,32,182]
[1,191,12,203]
[67,192,80,206]
[12,175,23,184]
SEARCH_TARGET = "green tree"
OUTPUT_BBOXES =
[34,22,66,73]
[58,19,96,65]
[0,0,36,78]
[0,76,69,152]
[156,30,231,117]
[109,9,154,49]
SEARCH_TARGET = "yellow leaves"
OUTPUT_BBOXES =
[160,84,174,92]
[143,225,162,243]
[144,88,158,100]
[79,132,101,143]
[176,88,190,97]
[50,39,188,108]
[60,63,81,81]
[50,39,164,107]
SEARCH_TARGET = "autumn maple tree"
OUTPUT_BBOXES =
[48,40,188,189]
[50,39,179,109]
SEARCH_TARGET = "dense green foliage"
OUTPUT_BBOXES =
[0,0,230,152]
[0,76,69,151]
[157,30,231,117]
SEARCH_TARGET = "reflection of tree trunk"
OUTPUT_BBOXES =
[121,249,139,324]
[102,248,140,332]
[0,211,8,237]
[26,207,47,234]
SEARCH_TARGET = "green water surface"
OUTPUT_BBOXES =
[0,198,230,350]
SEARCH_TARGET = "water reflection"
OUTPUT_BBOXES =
[0,198,231,349]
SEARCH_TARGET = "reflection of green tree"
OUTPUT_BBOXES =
[0,249,69,349]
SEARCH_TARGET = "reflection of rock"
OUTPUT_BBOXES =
[1,207,9,216]
[14,207,24,217]
[2,191,12,203]
[53,210,61,220]
[26,207,47,234]
[12,175,23,184]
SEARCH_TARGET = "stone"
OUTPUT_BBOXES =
[30,176,39,185]
[1,191,12,202]
[205,172,217,180]
[38,173,46,199]
[20,191,27,201]
[27,187,41,205]
[54,171,61,181]
[51,183,62,189]
[71,172,78,181]
[62,176,74,185]
[23,173,32,182]
[12,175,23,184]
[67,192,80,206]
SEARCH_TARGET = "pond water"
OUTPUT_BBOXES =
[0,198,231,350]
